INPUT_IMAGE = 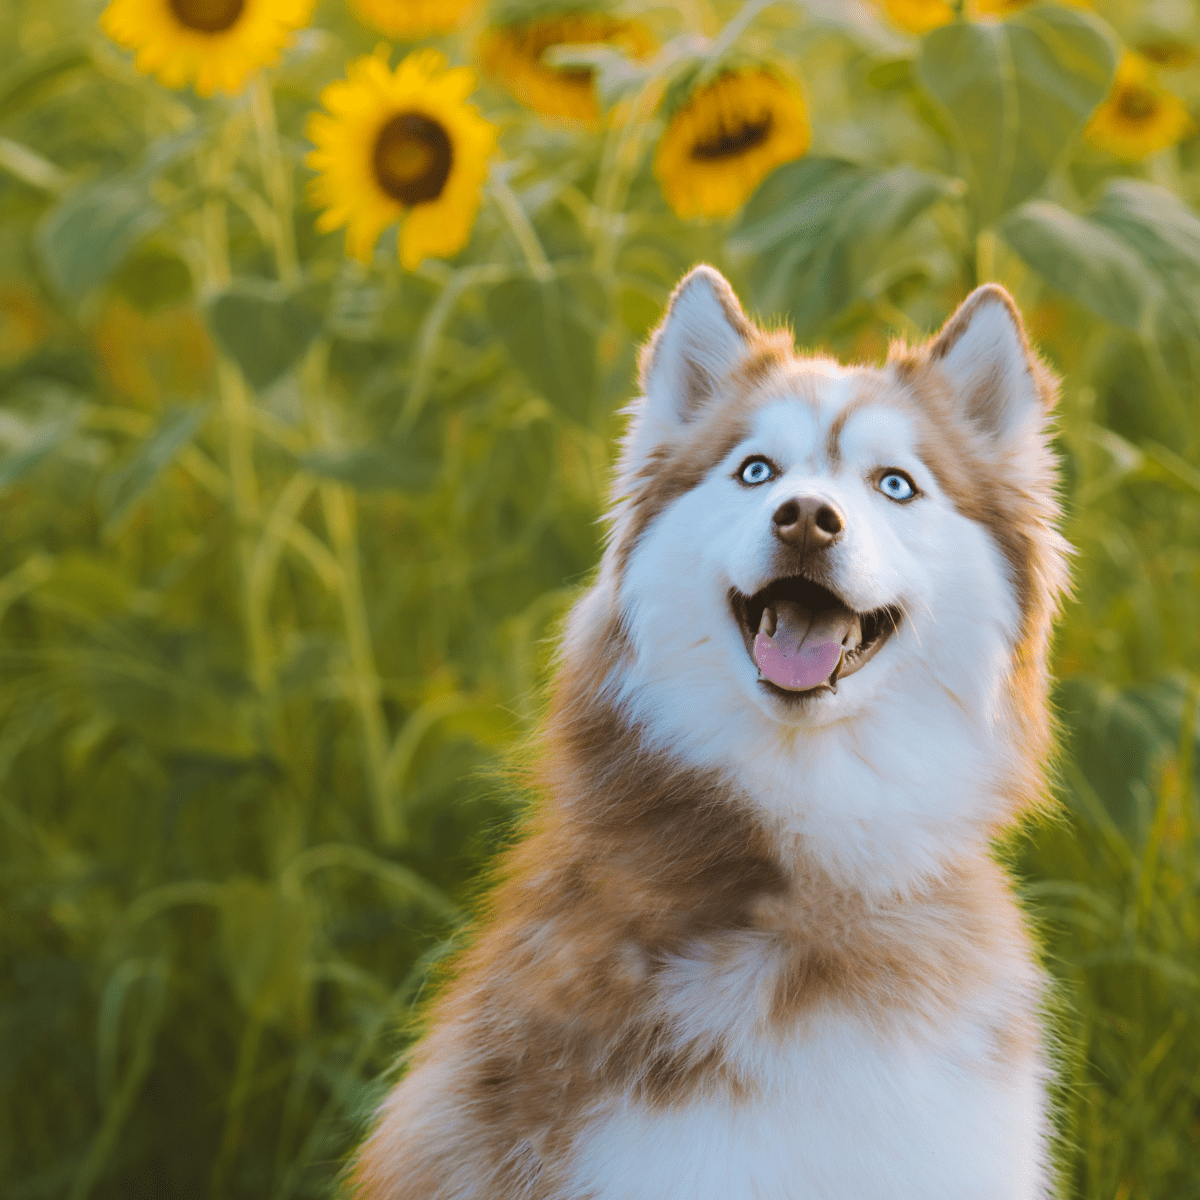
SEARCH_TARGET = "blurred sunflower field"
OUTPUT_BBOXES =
[2,0,1200,1193]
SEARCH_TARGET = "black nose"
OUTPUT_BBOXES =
[772,496,845,551]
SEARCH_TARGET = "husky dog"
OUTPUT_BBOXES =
[353,267,1069,1199]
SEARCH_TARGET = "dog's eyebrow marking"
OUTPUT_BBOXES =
[824,392,872,469]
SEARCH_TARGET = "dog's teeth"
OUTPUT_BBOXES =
[758,605,777,638]
[828,646,846,688]
[843,617,862,655]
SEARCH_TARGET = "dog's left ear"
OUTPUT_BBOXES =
[924,284,1054,449]
[623,266,753,469]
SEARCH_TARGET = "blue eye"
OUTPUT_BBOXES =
[740,458,773,485]
[878,471,916,502]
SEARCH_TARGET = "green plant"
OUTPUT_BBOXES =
[0,0,1197,1196]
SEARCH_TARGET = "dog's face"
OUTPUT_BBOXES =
[583,267,1067,862]
[629,378,996,729]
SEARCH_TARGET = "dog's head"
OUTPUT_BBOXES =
[567,266,1069,876]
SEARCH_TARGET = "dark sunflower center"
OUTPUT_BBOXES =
[168,0,244,34]
[1117,86,1159,122]
[551,65,595,89]
[373,113,453,206]
[691,114,773,160]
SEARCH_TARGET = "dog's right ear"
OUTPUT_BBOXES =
[627,266,752,465]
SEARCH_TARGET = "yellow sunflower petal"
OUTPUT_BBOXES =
[881,0,953,35]
[480,14,655,124]
[306,49,498,268]
[100,0,313,96]
[655,70,810,220]
[1086,52,1193,161]
[347,0,473,38]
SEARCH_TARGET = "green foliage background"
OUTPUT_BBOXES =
[1,0,1199,1196]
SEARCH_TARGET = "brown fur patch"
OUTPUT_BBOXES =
[764,855,1020,1024]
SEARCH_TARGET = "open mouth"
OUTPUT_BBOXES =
[729,576,901,698]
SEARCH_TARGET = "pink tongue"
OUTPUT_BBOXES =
[754,600,853,692]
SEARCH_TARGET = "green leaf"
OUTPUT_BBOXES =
[37,180,167,298]
[109,245,193,312]
[866,60,914,91]
[205,282,327,389]
[0,409,78,493]
[1004,182,1200,384]
[36,553,132,618]
[1092,181,1200,383]
[485,278,595,421]
[915,5,1117,227]
[100,405,209,535]
[1092,180,1200,299]
[729,157,953,332]
[0,47,92,124]
[219,879,311,1030]
[300,441,438,492]
[999,199,1156,330]
[34,128,206,300]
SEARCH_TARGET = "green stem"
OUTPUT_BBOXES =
[394,262,516,434]
[200,148,272,692]
[209,1017,264,1199]
[592,75,665,279]
[301,343,395,842]
[68,963,168,1200]
[489,168,553,282]
[250,72,300,286]
[710,0,775,57]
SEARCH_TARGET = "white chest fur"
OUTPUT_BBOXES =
[565,1006,1051,1200]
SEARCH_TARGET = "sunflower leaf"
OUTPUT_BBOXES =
[729,157,954,333]
[1091,180,1200,383]
[915,5,1117,228]
[37,180,167,299]
[205,282,328,389]
[34,125,207,300]
[1001,182,1200,385]
[999,199,1158,331]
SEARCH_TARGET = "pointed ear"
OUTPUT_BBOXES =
[631,265,752,449]
[925,284,1055,446]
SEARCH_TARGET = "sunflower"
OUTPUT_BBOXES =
[1137,41,1196,69]
[880,0,1036,34]
[479,13,655,123]
[1085,52,1192,161]
[306,49,498,271]
[347,0,473,38]
[654,70,810,220]
[100,0,313,97]
[881,0,952,35]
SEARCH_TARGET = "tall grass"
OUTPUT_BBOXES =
[0,0,1198,1196]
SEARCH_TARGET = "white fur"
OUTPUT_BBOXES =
[566,1008,1049,1200]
